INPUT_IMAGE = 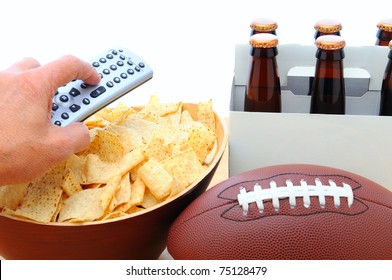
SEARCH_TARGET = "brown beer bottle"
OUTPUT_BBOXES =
[250,18,278,36]
[376,18,392,46]
[379,40,392,115]
[244,33,281,112]
[310,35,346,114]
[308,20,343,96]
[314,19,342,40]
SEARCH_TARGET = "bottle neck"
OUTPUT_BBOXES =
[251,47,278,58]
[376,29,392,42]
[316,49,345,61]
[314,49,344,80]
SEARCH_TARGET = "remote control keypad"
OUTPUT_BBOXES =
[51,48,152,126]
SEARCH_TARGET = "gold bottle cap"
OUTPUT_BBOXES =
[377,18,392,32]
[316,35,346,50]
[249,33,279,48]
[314,19,342,33]
[250,18,278,32]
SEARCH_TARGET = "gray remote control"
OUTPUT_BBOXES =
[51,47,153,126]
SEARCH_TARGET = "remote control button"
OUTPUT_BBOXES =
[55,91,59,95]
[52,103,59,111]
[82,98,90,105]
[110,65,117,71]
[61,113,69,119]
[113,77,121,83]
[119,55,125,60]
[112,50,118,55]
[54,121,62,126]
[117,61,124,67]
[103,69,110,75]
[120,73,127,79]
[81,83,88,89]
[127,60,133,66]
[92,62,100,67]
[106,81,114,88]
[69,87,81,97]
[106,54,114,59]
[90,86,106,98]
[99,58,107,63]
[69,104,81,112]
[59,95,69,102]
[127,69,134,75]
[135,66,141,72]
[139,62,145,68]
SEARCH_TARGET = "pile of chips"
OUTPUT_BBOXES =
[0,96,217,224]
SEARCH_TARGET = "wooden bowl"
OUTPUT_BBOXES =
[0,103,228,259]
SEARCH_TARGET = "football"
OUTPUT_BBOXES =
[167,164,392,259]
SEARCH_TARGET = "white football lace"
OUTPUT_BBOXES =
[237,179,353,215]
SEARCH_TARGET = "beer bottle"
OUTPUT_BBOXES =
[379,40,392,115]
[250,18,278,36]
[310,35,346,114]
[376,18,392,46]
[244,33,281,112]
[314,19,342,40]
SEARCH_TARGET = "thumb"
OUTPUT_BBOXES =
[50,122,90,157]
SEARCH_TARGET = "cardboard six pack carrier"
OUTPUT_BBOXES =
[229,43,392,191]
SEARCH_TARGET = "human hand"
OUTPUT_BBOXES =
[0,55,101,186]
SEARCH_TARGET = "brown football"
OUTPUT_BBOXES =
[167,164,392,259]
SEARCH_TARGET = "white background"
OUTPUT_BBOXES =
[0,0,390,117]
[0,1,391,274]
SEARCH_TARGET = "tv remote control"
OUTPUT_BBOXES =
[51,47,153,126]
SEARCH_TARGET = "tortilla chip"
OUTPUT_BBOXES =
[180,110,194,124]
[141,188,161,209]
[197,99,215,131]
[14,163,65,223]
[70,148,145,185]
[115,176,146,213]
[120,116,160,145]
[162,149,206,192]
[0,183,29,211]
[105,124,137,152]
[62,169,83,196]
[84,115,111,128]
[81,129,125,162]
[114,173,132,207]
[58,175,121,222]
[143,136,176,162]
[138,159,174,200]
[179,122,217,163]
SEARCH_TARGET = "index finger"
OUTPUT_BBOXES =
[30,55,101,95]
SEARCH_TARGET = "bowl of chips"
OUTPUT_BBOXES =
[0,96,228,259]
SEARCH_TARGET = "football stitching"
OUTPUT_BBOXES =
[171,172,391,228]
[237,179,354,214]
[217,172,362,200]
[220,198,369,222]
[216,172,369,221]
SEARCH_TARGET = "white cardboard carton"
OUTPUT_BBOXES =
[230,44,392,190]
